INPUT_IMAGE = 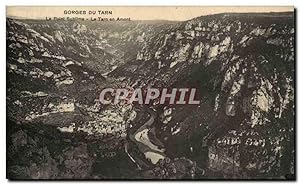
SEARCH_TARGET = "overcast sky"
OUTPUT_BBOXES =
[6,6,294,21]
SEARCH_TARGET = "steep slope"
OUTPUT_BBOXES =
[6,18,178,179]
[112,12,295,178]
[86,20,177,63]
[6,11,295,179]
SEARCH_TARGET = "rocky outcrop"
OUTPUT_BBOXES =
[7,11,295,179]
[112,12,295,179]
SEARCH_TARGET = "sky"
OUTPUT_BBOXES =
[6,6,294,21]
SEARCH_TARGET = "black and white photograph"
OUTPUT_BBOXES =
[5,5,296,180]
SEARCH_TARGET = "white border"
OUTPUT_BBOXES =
[1,0,298,184]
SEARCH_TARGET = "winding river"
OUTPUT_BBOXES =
[127,107,166,165]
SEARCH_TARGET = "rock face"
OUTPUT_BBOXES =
[111,12,295,179]
[7,12,295,179]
